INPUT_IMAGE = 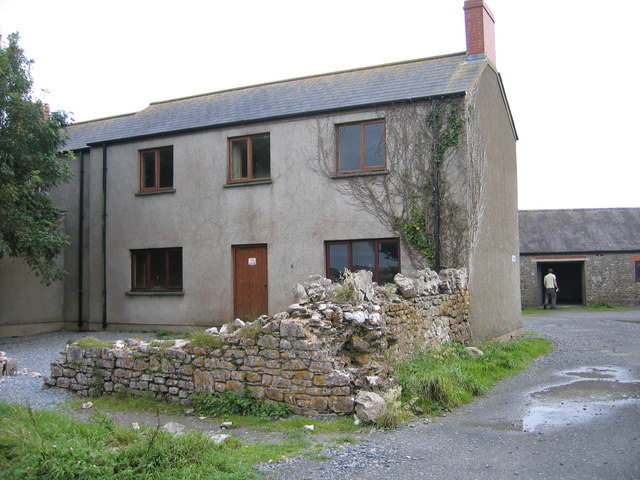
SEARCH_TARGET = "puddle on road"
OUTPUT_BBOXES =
[523,366,640,432]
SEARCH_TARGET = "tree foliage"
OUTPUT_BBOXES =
[0,33,73,284]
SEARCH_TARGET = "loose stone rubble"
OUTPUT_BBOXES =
[0,351,18,376]
[45,269,470,416]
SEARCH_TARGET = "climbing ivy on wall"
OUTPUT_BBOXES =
[310,95,467,272]
[400,98,465,270]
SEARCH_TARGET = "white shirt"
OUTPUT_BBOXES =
[544,273,556,289]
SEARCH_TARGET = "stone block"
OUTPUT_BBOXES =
[245,372,262,384]
[330,395,355,414]
[260,349,280,359]
[282,359,307,371]
[309,361,332,373]
[245,356,263,368]
[76,372,90,385]
[56,377,71,388]
[272,377,291,389]
[265,388,284,402]
[309,396,329,411]
[280,320,306,338]
[225,380,244,393]
[67,346,84,363]
[258,335,280,348]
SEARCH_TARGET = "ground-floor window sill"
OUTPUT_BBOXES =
[126,291,185,297]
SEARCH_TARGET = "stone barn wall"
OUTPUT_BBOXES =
[45,269,470,415]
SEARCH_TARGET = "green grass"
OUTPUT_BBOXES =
[0,402,320,480]
[2,332,553,477]
[191,389,292,419]
[75,337,115,349]
[67,392,361,435]
[395,335,553,415]
[187,330,223,349]
[69,392,186,415]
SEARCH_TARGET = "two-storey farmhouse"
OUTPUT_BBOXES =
[0,1,522,340]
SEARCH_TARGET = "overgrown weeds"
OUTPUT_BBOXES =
[0,401,322,479]
[187,330,223,349]
[395,335,552,415]
[191,389,292,419]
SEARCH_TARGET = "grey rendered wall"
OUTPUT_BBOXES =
[467,67,522,340]
[100,110,411,331]
[0,257,65,336]
[0,155,79,337]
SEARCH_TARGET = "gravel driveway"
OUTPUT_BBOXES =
[0,331,155,409]
[261,309,640,480]
[1,310,639,479]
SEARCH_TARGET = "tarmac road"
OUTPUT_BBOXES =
[264,308,640,480]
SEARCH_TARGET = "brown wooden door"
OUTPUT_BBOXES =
[233,244,268,320]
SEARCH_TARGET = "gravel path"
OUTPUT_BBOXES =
[0,331,155,409]
[260,308,640,480]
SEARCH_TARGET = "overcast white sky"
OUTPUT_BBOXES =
[2,0,639,211]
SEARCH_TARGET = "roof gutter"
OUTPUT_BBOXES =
[83,93,467,149]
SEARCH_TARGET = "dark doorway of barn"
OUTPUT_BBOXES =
[537,261,585,305]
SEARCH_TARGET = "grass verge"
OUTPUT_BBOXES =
[395,335,552,415]
[0,402,320,480]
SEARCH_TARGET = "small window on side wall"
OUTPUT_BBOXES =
[636,261,640,282]
[228,133,270,183]
[325,238,399,284]
[139,146,173,192]
[131,248,182,291]
[336,120,385,173]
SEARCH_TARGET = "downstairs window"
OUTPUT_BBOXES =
[325,238,399,284]
[131,248,183,291]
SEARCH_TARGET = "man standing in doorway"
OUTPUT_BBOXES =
[543,268,558,309]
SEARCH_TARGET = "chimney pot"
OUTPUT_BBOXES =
[464,0,496,66]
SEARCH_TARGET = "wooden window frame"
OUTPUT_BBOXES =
[227,133,271,184]
[325,238,400,284]
[335,119,386,174]
[138,146,174,193]
[130,247,183,292]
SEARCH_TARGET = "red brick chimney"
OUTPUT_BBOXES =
[464,0,496,66]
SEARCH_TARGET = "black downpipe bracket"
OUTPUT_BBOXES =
[102,145,108,330]
[78,150,85,330]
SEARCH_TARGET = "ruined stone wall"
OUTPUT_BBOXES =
[45,269,470,415]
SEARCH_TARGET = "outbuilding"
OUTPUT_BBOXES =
[519,208,640,308]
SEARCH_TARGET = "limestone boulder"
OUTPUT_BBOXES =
[394,273,417,298]
[354,390,386,422]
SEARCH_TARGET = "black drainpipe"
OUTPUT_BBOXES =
[78,150,85,330]
[102,144,108,330]
[434,164,441,273]
[431,100,441,273]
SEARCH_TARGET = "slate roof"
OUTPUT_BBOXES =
[519,208,640,254]
[64,52,486,150]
